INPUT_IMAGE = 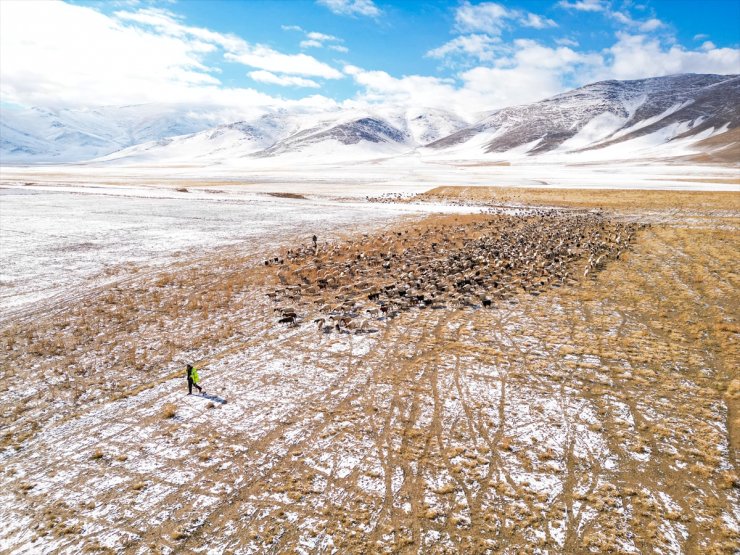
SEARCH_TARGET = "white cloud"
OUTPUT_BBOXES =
[343,62,563,117]
[557,0,607,12]
[0,1,341,113]
[351,28,740,118]
[317,0,380,18]
[1,2,218,107]
[604,33,740,79]
[454,2,558,36]
[342,67,469,112]
[556,37,579,47]
[249,70,320,88]
[2,0,738,126]
[307,31,339,41]
[610,11,632,25]
[349,39,604,116]
[455,2,511,35]
[459,65,566,107]
[638,18,663,32]
[226,47,343,78]
[115,7,344,78]
[115,8,246,52]
[300,39,324,49]
[557,1,664,34]
[510,39,599,69]
[460,39,604,107]
[523,13,558,29]
[426,34,502,62]
[693,33,710,41]
[606,9,666,33]
[282,24,304,32]
[292,28,347,51]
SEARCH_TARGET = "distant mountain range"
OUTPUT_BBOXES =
[1,74,737,166]
[0,104,221,164]
[86,107,469,165]
[429,73,739,159]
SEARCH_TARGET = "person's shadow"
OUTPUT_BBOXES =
[199,392,228,404]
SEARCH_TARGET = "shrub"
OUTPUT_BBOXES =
[162,403,177,419]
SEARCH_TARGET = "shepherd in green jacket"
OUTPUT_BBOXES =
[186,364,203,395]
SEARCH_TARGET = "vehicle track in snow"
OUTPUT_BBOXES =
[0,204,738,554]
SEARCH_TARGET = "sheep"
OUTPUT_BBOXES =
[264,209,642,331]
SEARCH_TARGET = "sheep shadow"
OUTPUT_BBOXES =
[354,327,379,335]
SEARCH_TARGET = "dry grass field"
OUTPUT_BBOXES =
[0,187,738,553]
[415,185,740,211]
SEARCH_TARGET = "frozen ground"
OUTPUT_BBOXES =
[0,182,493,317]
[1,156,739,195]
[1,160,737,314]
[0,171,738,554]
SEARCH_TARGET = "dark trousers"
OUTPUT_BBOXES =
[188,378,202,394]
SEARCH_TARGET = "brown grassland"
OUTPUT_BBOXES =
[417,185,740,211]
[0,186,738,553]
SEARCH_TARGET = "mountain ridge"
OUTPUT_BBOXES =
[1,73,737,166]
[427,73,738,157]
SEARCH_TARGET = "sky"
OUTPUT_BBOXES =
[1,0,739,119]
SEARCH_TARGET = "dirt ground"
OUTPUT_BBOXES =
[0,187,738,554]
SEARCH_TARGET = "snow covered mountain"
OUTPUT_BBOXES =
[0,105,223,163]
[95,118,287,164]
[253,115,410,160]
[96,107,469,165]
[427,74,739,160]
[374,106,471,146]
[1,74,737,166]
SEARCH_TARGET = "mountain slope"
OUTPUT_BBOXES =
[2,74,737,166]
[96,107,468,165]
[581,75,739,150]
[255,116,411,160]
[96,119,286,164]
[0,105,221,163]
[377,107,470,146]
[427,74,739,158]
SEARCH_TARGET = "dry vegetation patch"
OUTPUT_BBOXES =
[0,192,738,553]
[411,185,740,212]
[0,245,274,450]
[265,191,307,200]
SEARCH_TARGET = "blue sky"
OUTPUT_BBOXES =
[1,0,738,117]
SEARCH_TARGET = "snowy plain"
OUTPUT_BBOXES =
[0,160,738,553]
[1,157,737,315]
[0,185,389,315]
[0,178,500,316]
[3,154,739,194]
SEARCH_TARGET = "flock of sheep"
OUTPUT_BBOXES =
[266,210,643,332]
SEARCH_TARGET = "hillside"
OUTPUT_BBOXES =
[1,74,737,166]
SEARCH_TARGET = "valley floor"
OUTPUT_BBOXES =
[0,181,738,554]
